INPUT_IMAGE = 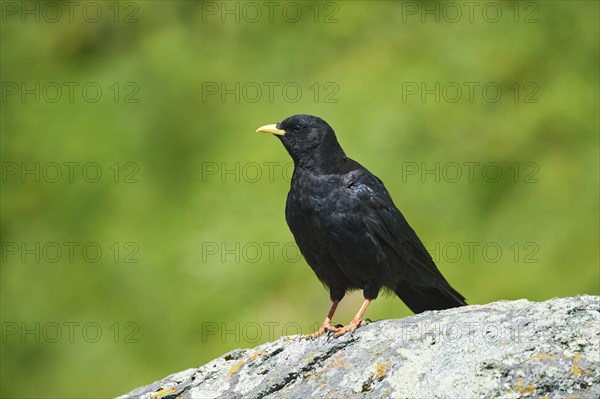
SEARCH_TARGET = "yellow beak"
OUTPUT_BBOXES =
[256,124,285,136]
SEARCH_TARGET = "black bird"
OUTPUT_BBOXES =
[257,114,466,338]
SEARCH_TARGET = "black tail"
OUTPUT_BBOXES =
[395,282,467,314]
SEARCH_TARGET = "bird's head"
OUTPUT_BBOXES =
[256,114,344,168]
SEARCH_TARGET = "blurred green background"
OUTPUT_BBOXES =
[1,1,598,398]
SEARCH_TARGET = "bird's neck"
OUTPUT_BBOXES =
[292,138,347,174]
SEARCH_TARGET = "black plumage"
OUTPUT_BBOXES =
[257,114,466,337]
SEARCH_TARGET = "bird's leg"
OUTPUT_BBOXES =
[334,298,371,337]
[307,300,340,339]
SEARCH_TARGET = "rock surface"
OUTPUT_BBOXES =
[117,295,599,399]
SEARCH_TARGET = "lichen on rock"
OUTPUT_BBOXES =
[117,295,599,399]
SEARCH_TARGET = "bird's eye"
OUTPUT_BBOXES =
[293,125,303,133]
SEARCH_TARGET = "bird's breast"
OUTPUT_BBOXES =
[286,173,360,237]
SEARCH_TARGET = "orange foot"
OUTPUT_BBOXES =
[333,319,368,338]
[307,321,339,340]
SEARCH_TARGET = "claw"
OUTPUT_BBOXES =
[306,321,339,340]
[333,319,368,337]
[305,299,372,340]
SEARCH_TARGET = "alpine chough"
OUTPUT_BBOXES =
[257,114,466,338]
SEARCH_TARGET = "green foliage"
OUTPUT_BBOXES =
[1,1,598,397]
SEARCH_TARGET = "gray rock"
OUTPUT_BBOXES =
[117,295,599,399]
